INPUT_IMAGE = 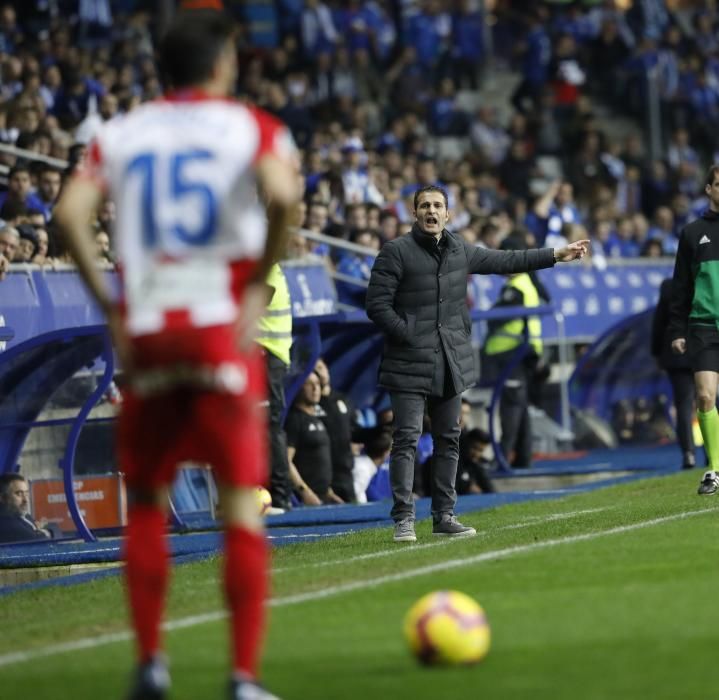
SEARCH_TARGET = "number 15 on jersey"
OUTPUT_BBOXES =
[125,149,219,250]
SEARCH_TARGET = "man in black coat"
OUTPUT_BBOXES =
[0,473,54,544]
[366,185,588,542]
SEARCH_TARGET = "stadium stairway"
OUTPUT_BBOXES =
[447,61,642,183]
[0,443,689,598]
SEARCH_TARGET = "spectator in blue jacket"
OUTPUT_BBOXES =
[428,78,468,136]
[452,0,485,89]
[0,163,45,218]
[301,0,339,60]
[512,6,552,114]
[337,229,380,282]
[406,0,451,74]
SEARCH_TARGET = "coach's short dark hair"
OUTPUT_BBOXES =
[413,185,448,211]
[706,165,719,188]
[160,10,235,90]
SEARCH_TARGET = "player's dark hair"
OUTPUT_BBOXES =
[413,185,448,211]
[705,164,719,188]
[159,10,235,90]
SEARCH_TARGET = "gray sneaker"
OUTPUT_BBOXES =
[698,470,719,495]
[432,514,476,537]
[393,517,417,542]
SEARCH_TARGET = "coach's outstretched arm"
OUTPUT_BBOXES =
[465,239,589,275]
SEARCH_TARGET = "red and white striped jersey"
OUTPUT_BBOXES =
[83,92,296,336]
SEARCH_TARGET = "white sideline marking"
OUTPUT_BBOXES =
[271,538,463,573]
[272,507,610,573]
[0,506,714,669]
[499,507,610,530]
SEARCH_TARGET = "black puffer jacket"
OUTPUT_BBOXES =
[366,225,556,394]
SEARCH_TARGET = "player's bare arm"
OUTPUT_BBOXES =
[54,177,133,373]
[235,152,301,351]
[255,152,302,280]
[53,178,107,310]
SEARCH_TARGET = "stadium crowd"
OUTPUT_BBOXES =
[0,0,717,503]
[0,0,717,280]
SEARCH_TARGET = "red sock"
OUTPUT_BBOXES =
[123,504,169,664]
[224,526,268,678]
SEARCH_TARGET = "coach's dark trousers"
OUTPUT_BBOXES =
[389,391,462,524]
[266,351,292,508]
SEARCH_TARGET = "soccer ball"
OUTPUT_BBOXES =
[254,486,273,516]
[403,590,491,666]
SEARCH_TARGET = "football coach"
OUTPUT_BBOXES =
[366,185,588,542]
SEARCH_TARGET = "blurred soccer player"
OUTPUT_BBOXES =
[669,165,719,496]
[54,11,299,700]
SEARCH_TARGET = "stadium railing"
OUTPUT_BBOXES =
[0,241,672,540]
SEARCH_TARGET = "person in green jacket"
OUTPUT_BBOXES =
[669,164,719,495]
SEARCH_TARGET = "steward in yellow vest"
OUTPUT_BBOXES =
[256,263,293,366]
[257,263,294,510]
[483,272,543,358]
[481,235,549,469]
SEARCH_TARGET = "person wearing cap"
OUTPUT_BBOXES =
[366,185,589,542]
[341,136,383,204]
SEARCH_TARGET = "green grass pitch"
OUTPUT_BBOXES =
[1,469,716,699]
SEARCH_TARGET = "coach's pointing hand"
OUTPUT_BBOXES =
[554,239,590,262]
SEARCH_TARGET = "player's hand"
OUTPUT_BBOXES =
[554,240,590,262]
[0,253,8,281]
[671,338,686,354]
[235,282,273,352]
[106,305,134,377]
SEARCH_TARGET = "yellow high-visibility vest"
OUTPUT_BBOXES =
[256,263,293,366]
[484,273,543,356]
